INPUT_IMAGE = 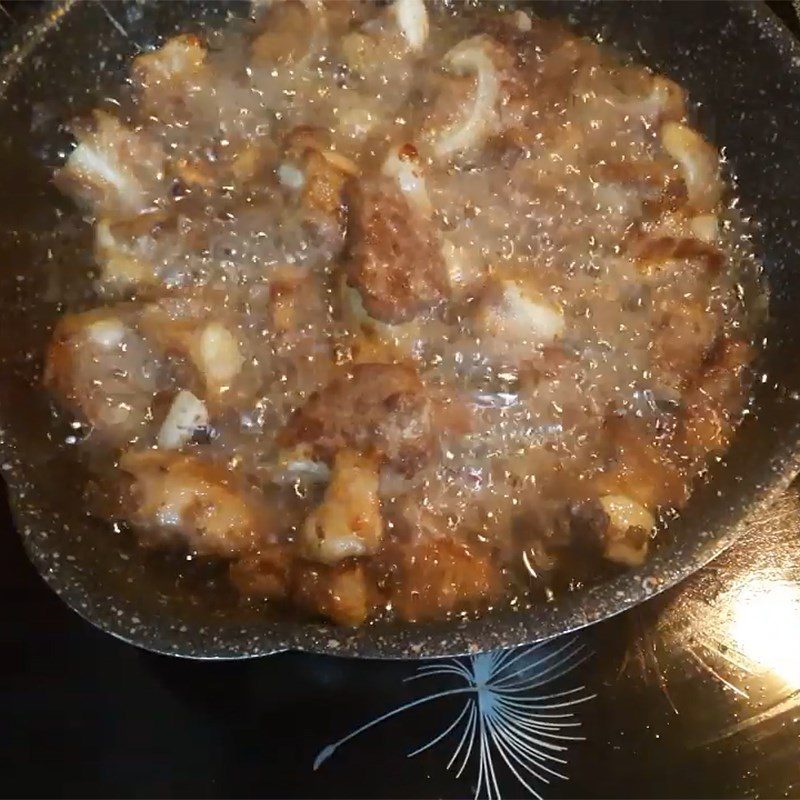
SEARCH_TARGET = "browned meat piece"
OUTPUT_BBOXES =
[387,498,456,543]
[594,162,688,215]
[631,236,725,276]
[55,111,167,217]
[427,385,475,437]
[292,561,377,627]
[301,450,383,564]
[564,497,652,567]
[345,178,447,324]
[131,34,209,121]
[650,296,720,393]
[567,499,610,555]
[474,277,565,349]
[302,150,351,217]
[598,494,654,566]
[380,538,502,622]
[137,293,255,407]
[681,337,752,458]
[660,122,722,213]
[281,126,358,220]
[119,451,275,557]
[279,363,434,473]
[229,547,378,626]
[595,415,687,509]
[93,209,174,291]
[251,1,323,66]
[171,139,278,192]
[44,309,160,445]
[229,546,293,599]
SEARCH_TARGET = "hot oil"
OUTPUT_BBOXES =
[38,0,765,626]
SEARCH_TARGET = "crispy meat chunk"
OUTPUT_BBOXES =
[131,34,209,121]
[251,0,321,66]
[595,415,687,509]
[44,309,159,444]
[119,451,273,557]
[598,494,654,567]
[229,548,378,627]
[301,450,383,564]
[567,499,610,555]
[660,122,722,213]
[681,337,752,458]
[280,363,434,473]
[229,546,293,599]
[345,178,447,324]
[650,296,719,393]
[93,210,172,292]
[282,127,358,217]
[631,236,725,277]
[292,561,376,627]
[302,150,351,217]
[381,538,502,622]
[55,111,166,217]
[475,277,565,346]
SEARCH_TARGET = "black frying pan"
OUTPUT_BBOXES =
[1,0,799,659]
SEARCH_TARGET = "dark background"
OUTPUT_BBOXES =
[2,2,800,799]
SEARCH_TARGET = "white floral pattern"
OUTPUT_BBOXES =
[314,635,594,799]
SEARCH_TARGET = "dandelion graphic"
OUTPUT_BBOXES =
[314,635,594,800]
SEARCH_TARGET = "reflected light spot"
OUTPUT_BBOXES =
[728,578,800,687]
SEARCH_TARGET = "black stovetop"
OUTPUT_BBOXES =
[8,479,800,798]
[2,3,800,798]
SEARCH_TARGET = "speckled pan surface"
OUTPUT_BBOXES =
[1,0,800,659]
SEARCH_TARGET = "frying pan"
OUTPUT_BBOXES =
[1,0,799,659]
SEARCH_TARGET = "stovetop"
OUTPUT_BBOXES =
[7,480,800,798]
[2,3,800,798]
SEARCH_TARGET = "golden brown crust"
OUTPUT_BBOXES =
[119,451,275,557]
[594,416,687,509]
[379,538,502,622]
[229,546,293,600]
[631,235,725,275]
[650,296,720,393]
[292,560,377,627]
[345,178,447,324]
[680,337,752,458]
[279,363,435,473]
[230,550,377,627]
